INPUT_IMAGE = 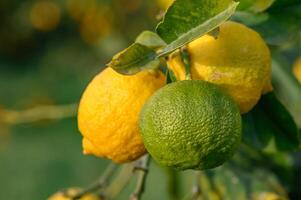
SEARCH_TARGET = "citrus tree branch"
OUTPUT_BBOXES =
[105,163,135,199]
[68,162,117,200]
[191,171,202,200]
[129,155,150,200]
[0,103,77,124]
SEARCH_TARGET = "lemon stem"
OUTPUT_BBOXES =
[191,171,202,200]
[166,168,180,200]
[69,162,117,199]
[129,155,150,200]
[180,47,192,80]
[104,163,135,199]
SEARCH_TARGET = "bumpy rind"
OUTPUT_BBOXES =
[140,80,242,170]
[78,68,166,163]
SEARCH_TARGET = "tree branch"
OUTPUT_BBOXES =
[191,171,202,200]
[67,162,117,200]
[129,155,150,200]
[0,104,77,124]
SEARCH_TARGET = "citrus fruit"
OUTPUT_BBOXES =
[139,80,242,170]
[78,67,165,163]
[167,21,272,114]
[293,57,301,83]
[156,0,174,10]
[48,188,100,200]
[252,192,284,200]
[30,1,61,32]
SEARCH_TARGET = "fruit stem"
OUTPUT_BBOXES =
[69,162,117,200]
[104,163,135,199]
[180,47,192,80]
[129,155,150,200]
[191,171,202,200]
[166,168,181,200]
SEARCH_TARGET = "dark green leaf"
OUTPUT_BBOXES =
[135,31,166,50]
[242,92,300,153]
[166,69,177,84]
[250,11,300,46]
[156,0,239,57]
[270,0,301,9]
[271,52,301,125]
[107,43,160,75]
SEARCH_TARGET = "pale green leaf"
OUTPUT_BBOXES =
[107,43,160,75]
[135,31,166,49]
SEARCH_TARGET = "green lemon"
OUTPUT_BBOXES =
[139,80,242,170]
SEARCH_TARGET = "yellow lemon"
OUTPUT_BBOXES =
[293,57,301,83]
[167,21,272,113]
[78,68,165,163]
[156,0,174,10]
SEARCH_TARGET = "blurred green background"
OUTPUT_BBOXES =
[0,0,301,200]
[0,0,163,199]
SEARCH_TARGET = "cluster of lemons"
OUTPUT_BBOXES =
[78,21,272,170]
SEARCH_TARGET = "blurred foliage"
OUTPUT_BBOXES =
[0,0,301,200]
[0,0,161,199]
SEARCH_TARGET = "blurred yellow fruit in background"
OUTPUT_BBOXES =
[293,57,301,84]
[78,68,165,163]
[30,1,61,32]
[48,188,100,200]
[252,192,285,200]
[65,0,97,22]
[79,6,112,44]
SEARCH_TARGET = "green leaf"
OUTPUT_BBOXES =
[156,0,239,56]
[238,0,275,12]
[270,0,301,9]
[135,31,166,50]
[166,69,177,84]
[271,51,301,125]
[242,92,300,153]
[107,43,160,75]
[249,10,300,46]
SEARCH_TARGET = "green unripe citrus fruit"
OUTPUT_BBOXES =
[139,80,242,170]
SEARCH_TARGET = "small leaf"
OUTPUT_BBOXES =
[156,0,239,56]
[242,92,300,153]
[107,43,160,75]
[135,31,166,50]
[166,69,177,84]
